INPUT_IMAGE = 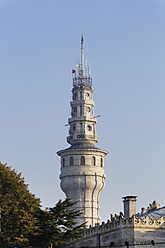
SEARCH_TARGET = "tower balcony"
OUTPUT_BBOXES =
[70,99,85,106]
[67,133,98,145]
[68,116,97,124]
[70,99,95,107]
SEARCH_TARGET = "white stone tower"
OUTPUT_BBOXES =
[57,36,108,227]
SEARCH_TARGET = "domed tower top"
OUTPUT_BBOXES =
[68,35,98,147]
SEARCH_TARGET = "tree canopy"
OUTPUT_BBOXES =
[0,162,84,247]
[0,162,41,247]
[33,199,85,247]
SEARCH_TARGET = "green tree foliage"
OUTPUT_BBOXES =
[33,199,85,247]
[0,162,41,247]
[0,162,85,247]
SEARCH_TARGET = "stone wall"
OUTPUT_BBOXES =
[68,214,165,247]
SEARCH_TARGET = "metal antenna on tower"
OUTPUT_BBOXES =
[85,55,87,78]
[88,63,91,78]
[81,34,84,76]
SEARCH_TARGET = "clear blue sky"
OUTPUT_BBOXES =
[1,0,165,221]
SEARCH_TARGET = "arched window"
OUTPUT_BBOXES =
[80,91,82,99]
[62,158,65,167]
[101,158,103,167]
[80,156,85,165]
[80,123,82,133]
[72,106,77,116]
[80,106,82,116]
[70,156,74,166]
[92,156,96,166]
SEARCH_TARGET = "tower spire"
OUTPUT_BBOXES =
[73,35,92,88]
[81,34,84,75]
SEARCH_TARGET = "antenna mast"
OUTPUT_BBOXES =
[85,55,87,77]
[73,35,92,88]
[81,35,84,76]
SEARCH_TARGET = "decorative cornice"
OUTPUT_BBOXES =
[57,146,108,156]
[69,213,165,243]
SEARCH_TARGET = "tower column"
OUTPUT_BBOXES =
[57,36,108,227]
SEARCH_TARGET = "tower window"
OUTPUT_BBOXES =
[93,124,95,134]
[80,91,82,99]
[73,125,76,131]
[86,92,90,97]
[92,156,96,166]
[87,107,91,112]
[80,156,85,166]
[87,125,92,131]
[70,156,74,166]
[72,106,77,116]
[73,92,77,100]
[62,158,65,167]
[80,106,82,116]
[80,123,82,133]
[101,158,103,167]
